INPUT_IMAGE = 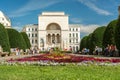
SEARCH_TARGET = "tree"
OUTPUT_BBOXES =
[86,33,93,54]
[115,15,120,55]
[80,36,88,51]
[90,26,106,53]
[6,28,27,50]
[20,32,31,49]
[0,23,10,52]
[103,20,117,48]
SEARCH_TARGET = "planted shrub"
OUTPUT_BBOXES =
[90,26,106,53]
[103,20,117,48]
[115,15,120,55]
[80,36,88,51]
[6,28,27,50]
[0,23,10,52]
[21,32,31,49]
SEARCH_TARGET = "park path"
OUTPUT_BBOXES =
[70,54,120,59]
[0,54,40,62]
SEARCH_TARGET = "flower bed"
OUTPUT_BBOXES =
[8,54,120,63]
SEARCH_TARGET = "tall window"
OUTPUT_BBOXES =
[28,33,30,37]
[76,28,78,31]
[69,39,71,43]
[76,39,78,43]
[35,34,37,37]
[29,28,30,31]
[32,34,34,37]
[73,33,74,37]
[35,28,37,31]
[32,28,34,31]
[69,33,71,37]
[35,40,37,44]
[32,39,34,44]
[76,33,78,37]
[73,28,74,31]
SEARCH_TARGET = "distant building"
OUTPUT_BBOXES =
[22,12,81,51]
[0,11,11,28]
[22,24,38,47]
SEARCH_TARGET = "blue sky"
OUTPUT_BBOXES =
[0,0,120,38]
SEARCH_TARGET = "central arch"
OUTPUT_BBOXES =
[46,23,61,30]
[46,23,61,48]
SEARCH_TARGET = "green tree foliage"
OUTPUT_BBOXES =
[21,32,31,49]
[0,23,10,52]
[86,33,93,54]
[115,15,120,54]
[6,28,27,50]
[90,26,106,53]
[103,20,117,48]
[80,26,106,54]
[80,36,88,51]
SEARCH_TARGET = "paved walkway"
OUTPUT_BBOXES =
[0,54,40,62]
[70,54,120,59]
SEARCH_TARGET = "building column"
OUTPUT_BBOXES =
[46,35,48,44]
[55,34,57,44]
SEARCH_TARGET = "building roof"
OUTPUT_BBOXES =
[0,11,11,22]
[69,24,81,27]
[39,11,68,16]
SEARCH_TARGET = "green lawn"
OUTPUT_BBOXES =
[0,65,120,80]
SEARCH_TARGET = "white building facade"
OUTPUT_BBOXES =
[22,24,38,48]
[0,11,11,28]
[22,12,80,51]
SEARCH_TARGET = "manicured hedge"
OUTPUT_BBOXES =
[80,36,88,51]
[80,26,106,54]
[103,20,117,48]
[90,26,106,53]
[21,32,31,49]
[0,23,10,52]
[6,28,27,50]
[115,15,120,55]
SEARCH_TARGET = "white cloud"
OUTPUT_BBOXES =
[9,0,60,17]
[12,22,23,31]
[9,12,29,18]
[12,26,23,32]
[70,18,82,23]
[80,24,99,35]
[78,0,112,16]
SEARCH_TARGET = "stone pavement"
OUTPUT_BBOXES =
[70,54,120,59]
